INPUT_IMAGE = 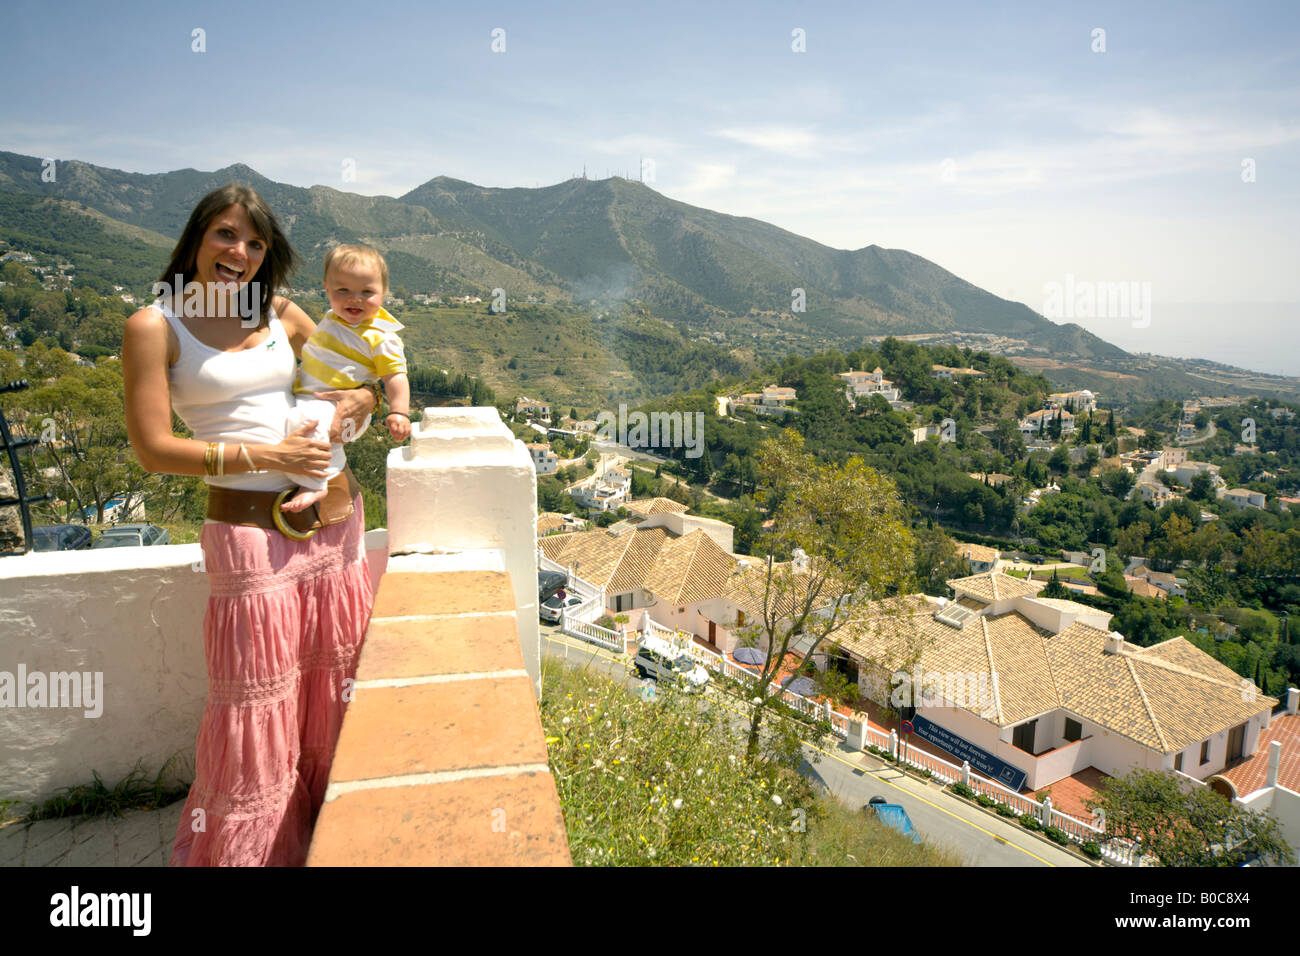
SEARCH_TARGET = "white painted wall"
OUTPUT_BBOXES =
[0,531,386,805]
[636,512,735,552]
[387,406,540,694]
[1237,785,1300,855]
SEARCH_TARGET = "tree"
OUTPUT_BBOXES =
[1101,467,1136,499]
[1188,472,1214,502]
[913,525,962,595]
[1042,569,1070,599]
[735,429,914,760]
[1087,769,1295,867]
[1048,445,1070,474]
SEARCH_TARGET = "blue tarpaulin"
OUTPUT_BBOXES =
[871,804,921,843]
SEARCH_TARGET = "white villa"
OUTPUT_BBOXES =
[932,365,987,381]
[568,466,632,512]
[515,396,551,420]
[832,571,1281,793]
[729,385,797,416]
[525,442,558,475]
[1219,487,1267,510]
[838,368,901,405]
[1048,390,1098,413]
[1020,408,1076,437]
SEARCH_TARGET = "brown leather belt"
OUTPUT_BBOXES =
[205,467,361,540]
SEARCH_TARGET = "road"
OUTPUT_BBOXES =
[1180,419,1217,446]
[540,628,1089,868]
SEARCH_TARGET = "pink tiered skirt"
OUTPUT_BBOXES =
[170,496,373,867]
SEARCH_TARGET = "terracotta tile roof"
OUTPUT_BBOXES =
[983,613,1059,723]
[1046,628,1275,753]
[539,525,734,605]
[1219,714,1300,797]
[722,560,841,621]
[538,527,667,594]
[1028,596,1103,616]
[624,497,690,520]
[643,530,735,606]
[835,597,1274,751]
[955,542,1000,565]
[947,571,1044,603]
[536,512,568,534]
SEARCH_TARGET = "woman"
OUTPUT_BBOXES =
[122,184,378,866]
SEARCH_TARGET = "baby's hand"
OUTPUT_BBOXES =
[386,413,412,442]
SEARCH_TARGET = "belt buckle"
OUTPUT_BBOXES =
[271,489,319,541]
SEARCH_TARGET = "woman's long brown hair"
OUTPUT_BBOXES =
[156,183,299,322]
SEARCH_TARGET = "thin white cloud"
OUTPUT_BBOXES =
[715,125,821,157]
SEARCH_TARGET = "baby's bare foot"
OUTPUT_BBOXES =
[281,486,328,513]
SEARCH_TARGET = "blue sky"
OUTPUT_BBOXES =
[4,0,1299,370]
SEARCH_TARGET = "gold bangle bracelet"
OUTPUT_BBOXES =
[239,442,257,473]
[216,442,225,477]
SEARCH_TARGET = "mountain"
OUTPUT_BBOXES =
[1,150,1296,404]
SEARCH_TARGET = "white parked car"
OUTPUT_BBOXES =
[631,635,710,691]
[539,592,584,623]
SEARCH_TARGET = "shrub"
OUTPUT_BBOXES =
[1043,825,1070,846]
[1019,813,1043,831]
[995,803,1018,818]
[950,782,975,800]
[976,794,996,808]
[595,614,616,629]
[1081,841,1102,859]
[539,659,967,866]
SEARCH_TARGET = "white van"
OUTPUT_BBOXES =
[632,635,710,691]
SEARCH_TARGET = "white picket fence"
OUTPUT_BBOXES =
[540,552,623,651]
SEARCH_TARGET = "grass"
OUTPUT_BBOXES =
[539,659,965,866]
[3,756,191,825]
[1004,564,1092,581]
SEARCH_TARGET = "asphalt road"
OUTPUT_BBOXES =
[540,627,1089,868]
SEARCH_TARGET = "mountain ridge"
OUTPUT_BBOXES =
[1,150,1295,403]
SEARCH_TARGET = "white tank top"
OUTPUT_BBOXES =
[156,299,296,491]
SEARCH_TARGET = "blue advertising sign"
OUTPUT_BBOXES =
[910,714,1027,791]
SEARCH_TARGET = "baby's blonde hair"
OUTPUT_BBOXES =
[323,243,389,291]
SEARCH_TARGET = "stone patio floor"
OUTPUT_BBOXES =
[0,800,182,867]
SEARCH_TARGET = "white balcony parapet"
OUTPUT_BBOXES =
[0,530,391,804]
[387,406,541,695]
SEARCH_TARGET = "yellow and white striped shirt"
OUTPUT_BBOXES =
[294,307,407,395]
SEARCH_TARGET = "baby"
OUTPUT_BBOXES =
[280,244,412,513]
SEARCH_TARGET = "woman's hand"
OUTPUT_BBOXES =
[315,387,377,442]
[263,422,332,477]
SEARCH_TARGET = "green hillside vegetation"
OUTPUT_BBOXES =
[3,149,1296,402]
[541,661,964,866]
[0,192,172,294]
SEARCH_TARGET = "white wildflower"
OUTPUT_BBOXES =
[673,798,683,810]
[771,795,783,806]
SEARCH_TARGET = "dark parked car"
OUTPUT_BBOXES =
[31,524,94,552]
[90,523,171,549]
[538,569,568,603]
